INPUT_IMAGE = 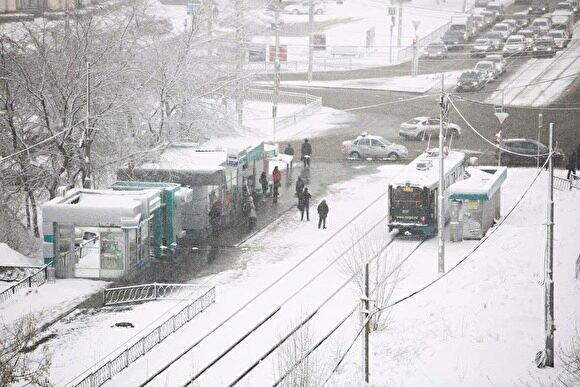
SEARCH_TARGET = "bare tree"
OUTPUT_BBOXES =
[335,230,405,331]
[559,328,580,386]
[0,315,52,387]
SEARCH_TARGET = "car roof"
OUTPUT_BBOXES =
[410,116,431,121]
[475,60,494,66]
[507,34,525,39]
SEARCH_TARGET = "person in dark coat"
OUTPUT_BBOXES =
[208,201,221,236]
[295,176,305,197]
[298,187,312,221]
[272,166,282,202]
[317,199,329,229]
[567,152,577,180]
[259,171,269,198]
[301,139,312,168]
[284,143,295,170]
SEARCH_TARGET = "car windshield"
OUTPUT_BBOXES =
[487,32,502,38]
[549,31,563,37]
[520,30,533,36]
[494,24,508,31]
[533,20,547,26]
[407,118,423,125]
[460,72,478,80]
[476,63,492,69]
[556,3,570,9]
[427,44,444,51]
[475,39,490,44]
[507,37,523,43]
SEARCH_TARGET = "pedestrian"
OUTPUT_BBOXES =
[247,196,257,229]
[295,176,305,197]
[317,199,329,229]
[298,187,312,221]
[301,138,312,168]
[208,201,221,236]
[284,143,295,170]
[259,171,269,199]
[567,152,577,181]
[272,166,282,202]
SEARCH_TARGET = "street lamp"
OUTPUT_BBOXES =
[412,20,420,76]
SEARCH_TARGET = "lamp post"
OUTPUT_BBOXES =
[412,20,420,76]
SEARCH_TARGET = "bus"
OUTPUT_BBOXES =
[388,149,465,237]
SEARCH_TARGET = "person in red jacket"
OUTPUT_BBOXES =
[272,166,282,202]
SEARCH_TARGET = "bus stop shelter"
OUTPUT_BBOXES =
[448,166,507,240]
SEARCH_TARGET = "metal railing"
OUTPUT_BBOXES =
[554,175,580,191]
[73,286,215,387]
[0,264,50,303]
[245,88,322,130]
[103,282,204,306]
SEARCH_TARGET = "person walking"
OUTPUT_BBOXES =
[272,166,282,202]
[298,187,312,221]
[284,143,295,170]
[301,138,312,168]
[567,152,577,180]
[247,196,257,229]
[208,201,221,236]
[259,171,269,199]
[295,176,305,197]
[317,199,329,229]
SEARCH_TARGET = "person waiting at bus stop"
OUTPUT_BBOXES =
[301,139,312,168]
[272,166,282,202]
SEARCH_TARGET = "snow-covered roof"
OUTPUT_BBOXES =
[141,144,228,172]
[448,166,507,201]
[391,150,465,188]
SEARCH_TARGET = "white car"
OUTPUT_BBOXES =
[399,117,461,140]
[341,133,409,160]
[502,34,527,56]
[485,54,507,74]
[474,60,499,81]
[492,23,511,39]
[548,29,568,48]
[285,2,326,14]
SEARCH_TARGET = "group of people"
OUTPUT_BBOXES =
[284,139,312,169]
[295,176,329,229]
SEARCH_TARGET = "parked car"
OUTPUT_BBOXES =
[485,54,507,74]
[475,0,490,7]
[498,138,564,166]
[422,42,449,59]
[548,29,568,48]
[471,38,497,57]
[474,60,499,81]
[502,34,528,56]
[486,2,506,20]
[554,1,573,12]
[531,35,557,57]
[492,23,512,39]
[399,117,461,140]
[566,0,579,14]
[341,133,408,160]
[456,70,487,92]
[285,1,326,15]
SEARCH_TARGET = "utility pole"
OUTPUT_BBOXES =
[438,74,445,273]
[83,61,92,189]
[537,113,543,168]
[272,0,281,142]
[411,20,420,76]
[362,262,370,383]
[397,0,402,47]
[544,122,555,367]
[389,14,395,64]
[235,0,244,126]
[308,2,314,83]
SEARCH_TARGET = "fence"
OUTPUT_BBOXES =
[554,175,580,191]
[245,88,322,131]
[103,282,204,306]
[397,21,451,64]
[0,264,50,303]
[73,286,215,387]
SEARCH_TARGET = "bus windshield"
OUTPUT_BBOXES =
[391,186,426,208]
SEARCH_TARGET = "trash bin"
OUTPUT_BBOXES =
[47,265,56,283]
[449,200,463,242]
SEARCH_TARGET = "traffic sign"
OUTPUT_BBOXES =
[495,112,509,125]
